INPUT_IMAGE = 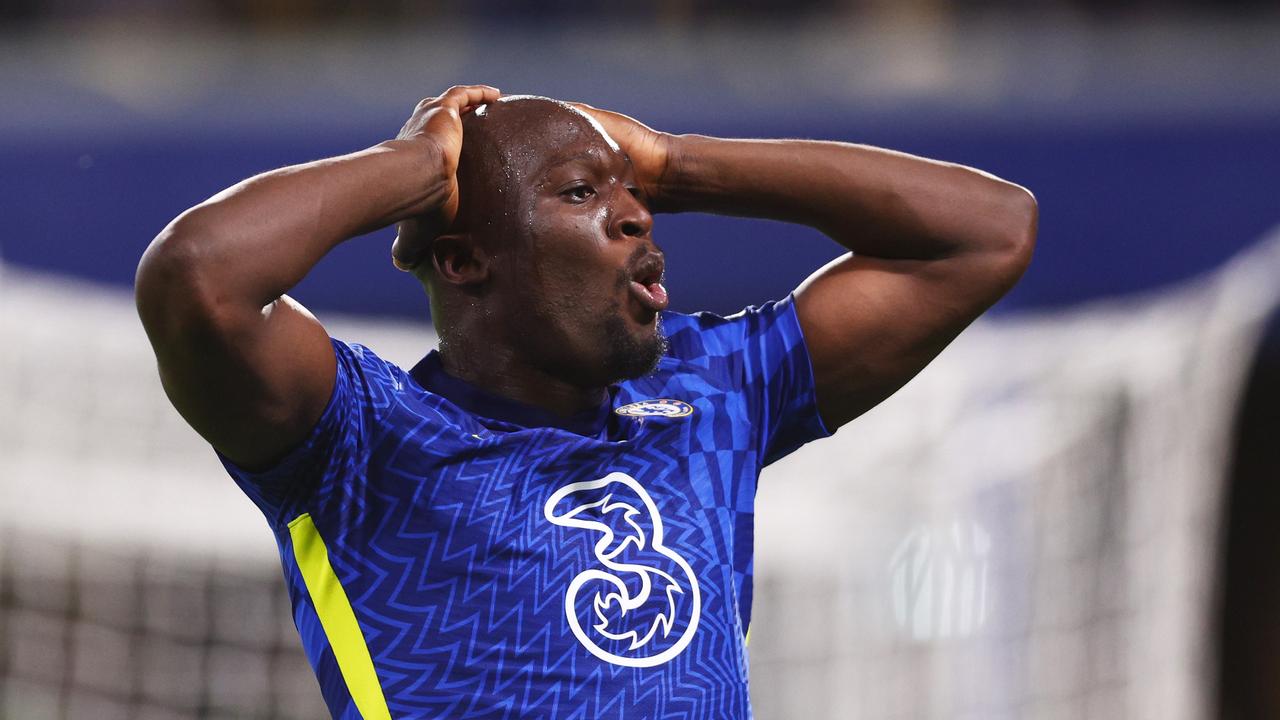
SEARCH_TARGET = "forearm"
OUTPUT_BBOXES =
[662,135,1035,260]
[139,139,445,314]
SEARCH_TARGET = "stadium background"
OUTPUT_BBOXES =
[2,1,1279,718]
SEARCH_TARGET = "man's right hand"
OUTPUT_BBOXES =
[136,84,497,471]
[392,85,501,271]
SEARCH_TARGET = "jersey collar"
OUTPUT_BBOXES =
[408,350,616,437]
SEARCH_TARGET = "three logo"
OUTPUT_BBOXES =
[543,472,701,667]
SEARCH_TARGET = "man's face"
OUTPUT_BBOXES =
[465,98,668,388]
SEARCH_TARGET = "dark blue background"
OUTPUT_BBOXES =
[4,114,1277,320]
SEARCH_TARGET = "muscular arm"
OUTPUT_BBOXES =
[577,108,1036,430]
[663,136,1037,429]
[135,85,499,469]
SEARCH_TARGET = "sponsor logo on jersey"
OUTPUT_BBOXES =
[544,472,701,667]
[613,398,694,418]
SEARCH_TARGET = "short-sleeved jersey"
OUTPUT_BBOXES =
[218,295,829,720]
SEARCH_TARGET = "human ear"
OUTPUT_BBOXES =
[430,233,490,286]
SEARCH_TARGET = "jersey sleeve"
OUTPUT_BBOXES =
[666,294,831,467]
[214,337,397,528]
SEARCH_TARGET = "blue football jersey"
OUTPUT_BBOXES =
[218,295,829,719]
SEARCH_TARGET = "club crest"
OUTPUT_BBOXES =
[614,398,694,418]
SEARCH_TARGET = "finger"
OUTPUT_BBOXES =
[569,101,625,120]
[411,85,500,115]
[392,219,436,272]
[391,226,420,271]
[567,103,632,136]
[440,84,501,112]
[566,101,599,117]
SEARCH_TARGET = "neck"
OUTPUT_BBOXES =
[437,330,609,420]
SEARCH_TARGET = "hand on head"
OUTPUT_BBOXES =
[566,103,675,210]
[392,84,501,271]
[392,89,678,273]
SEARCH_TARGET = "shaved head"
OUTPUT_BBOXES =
[411,94,666,392]
[452,96,618,245]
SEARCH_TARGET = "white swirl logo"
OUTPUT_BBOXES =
[543,472,701,667]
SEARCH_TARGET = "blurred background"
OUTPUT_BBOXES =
[2,1,1279,718]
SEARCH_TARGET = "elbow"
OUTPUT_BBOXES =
[990,183,1038,282]
[136,217,197,327]
[136,224,185,332]
[135,212,231,344]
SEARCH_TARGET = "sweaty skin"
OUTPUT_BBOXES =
[135,85,1035,472]
[400,97,669,412]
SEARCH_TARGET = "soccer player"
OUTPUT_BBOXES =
[136,85,1035,718]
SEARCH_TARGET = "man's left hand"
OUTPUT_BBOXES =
[570,102,677,209]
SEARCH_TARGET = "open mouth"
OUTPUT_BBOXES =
[628,254,669,314]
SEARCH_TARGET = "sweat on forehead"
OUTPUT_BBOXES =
[463,97,617,173]
[453,96,621,230]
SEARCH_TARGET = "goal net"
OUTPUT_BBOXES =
[749,229,1280,719]
[2,228,1278,719]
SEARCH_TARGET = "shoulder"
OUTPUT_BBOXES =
[325,337,423,427]
[331,338,407,387]
[660,296,800,364]
[333,337,392,372]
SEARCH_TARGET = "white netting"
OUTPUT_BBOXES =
[2,228,1278,719]
[0,273,437,720]
[749,230,1280,720]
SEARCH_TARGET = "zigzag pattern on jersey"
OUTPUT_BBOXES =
[223,299,826,719]
[311,411,751,719]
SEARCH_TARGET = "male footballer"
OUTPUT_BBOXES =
[136,85,1036,718]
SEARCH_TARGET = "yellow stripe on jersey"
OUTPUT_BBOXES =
[289,513,393,720]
